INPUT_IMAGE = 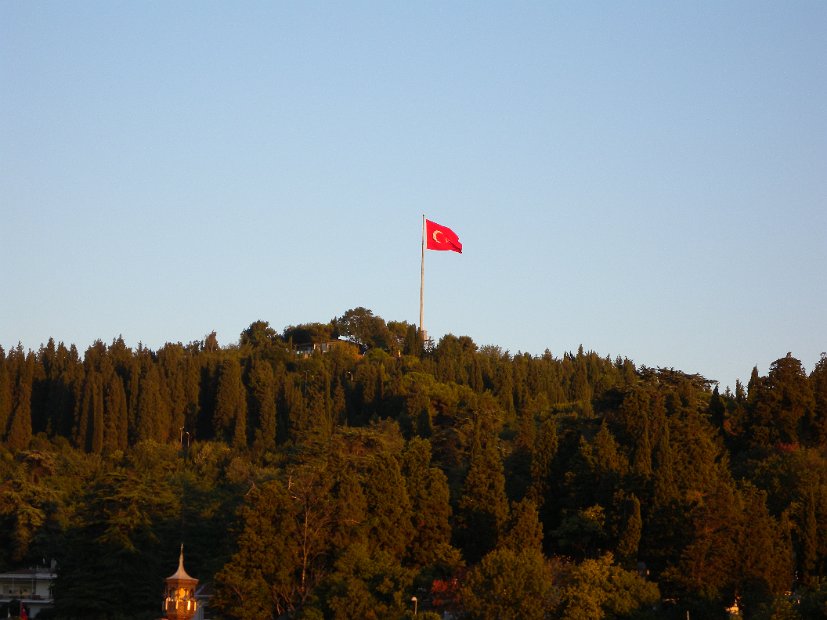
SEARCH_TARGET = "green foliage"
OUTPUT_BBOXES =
[323,543,416,620]
[362,452,415,557]
[528,416,558,507]
[334,307,391,351]
[53,447,183,620]
[744,354,815,450]
[214,358,247,446]
[500,498,544,553]
[3,313,827,619]
[456,424,509,562]
[240,320,283,351]
[616,494,642,565]
[558,553,660,620]
[401,438,456,568]
[808,353,827,446]
[6,351,34,451]
[248,359,278,454]
[0,452,58,564]
[461,547,558,620]
[213,479,300,619]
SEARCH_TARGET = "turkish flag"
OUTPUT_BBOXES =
[425,219,462,253]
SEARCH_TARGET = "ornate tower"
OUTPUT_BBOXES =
[163,545,198,620]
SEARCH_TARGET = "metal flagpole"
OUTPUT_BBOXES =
[419,214,426,343]
[420,214,426,344]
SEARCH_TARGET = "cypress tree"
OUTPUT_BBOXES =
[807,353,827,446]
[136,363,171,442]
[0,349,12,439]
[104,372,129,453]
[457,431,509,562]
[616,493,642,565]
[363,451,414,558]
[90,372,105,454]
[708,385,725,430]
[401,438,454,567]
[249,360,277,454]
[653,419,677,507]
[7,351,34,451]
[801,489,819,582]
[500,498,544,553]
[528,417,558,508]
[214,358,247,445]
[632,414,653,478]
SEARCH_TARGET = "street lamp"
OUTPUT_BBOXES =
[411,595,418,616]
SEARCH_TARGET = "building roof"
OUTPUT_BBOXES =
[166,545,197,583]
[0,567,56,579]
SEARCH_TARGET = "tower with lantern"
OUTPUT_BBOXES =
[163,545,198,620]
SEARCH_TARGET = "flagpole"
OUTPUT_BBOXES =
[420,214,425,345]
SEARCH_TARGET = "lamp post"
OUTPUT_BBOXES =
[411,595,418,616]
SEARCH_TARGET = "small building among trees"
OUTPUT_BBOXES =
[0,562,56,619]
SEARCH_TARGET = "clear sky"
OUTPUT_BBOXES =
[2,2,825,390]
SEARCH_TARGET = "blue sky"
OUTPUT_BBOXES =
[2,2,825,390]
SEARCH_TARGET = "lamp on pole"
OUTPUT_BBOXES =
[411,595,418,616]
[179,427,191,450]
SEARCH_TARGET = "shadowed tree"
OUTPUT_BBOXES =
[528,417,558,508]
[0,348,11,439]
[213,479,300,619]
[103,371,128,453]
[334,307,391,351]
[456,428,509,563]
[249,359,278,455]
[462,499,554,620]
[214,358,248,447]
[362,452,414,558]
[558,553,659,620]
[616,494,642,566]
[747,354,814,449]
[74,370,104,453]
[401,438,456,568]
[460,546,557,620]
[808,353,827,446]
[6,350,34,451]
[135,362,171,443]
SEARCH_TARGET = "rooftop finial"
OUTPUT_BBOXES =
[166,542,195,582]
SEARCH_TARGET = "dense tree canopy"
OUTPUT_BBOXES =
[1,313,826,619]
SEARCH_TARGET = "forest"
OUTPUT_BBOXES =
[1,307,826,620]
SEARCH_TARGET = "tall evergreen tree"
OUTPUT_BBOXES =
[528,416,558,508]
[0,348,12,440]
[456,430,509,562]
[249,359,277,454]
[73,368,100,452]
[7,351,34,451]
[808,353,827,446]
[616,493,642,565]
[362,451,414,558]
[135,362,171,443]
[212,479,300,619]
[214,358,247,446]
[103,371,129,453]
[401,438,455,567]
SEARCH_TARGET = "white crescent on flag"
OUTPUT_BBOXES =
[425,218,462,253]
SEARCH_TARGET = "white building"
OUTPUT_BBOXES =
[0,564,56,618]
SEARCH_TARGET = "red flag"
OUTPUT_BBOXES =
[425,219,462,253]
